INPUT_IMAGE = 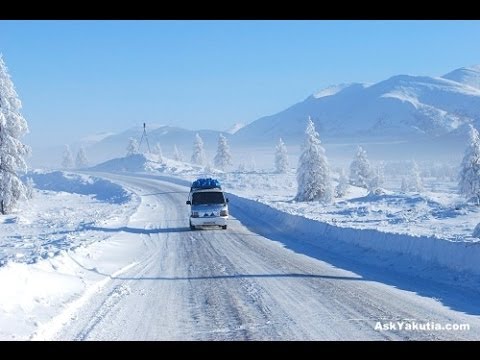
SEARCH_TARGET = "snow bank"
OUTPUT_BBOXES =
[27,170,131,204]
[228,193,480,276]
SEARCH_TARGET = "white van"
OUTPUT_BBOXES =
[186,178,229,230]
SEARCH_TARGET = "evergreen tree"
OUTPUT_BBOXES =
[75,146,89,168]
[173,144,183,161]
[408,160,424,192]
[0,56,30,214]
[295,117,333,203]
[401,177,408,192]
[191,133,206,165]
[25,177,34,199]
[349,146,372,188]
[275,138,289,173]
[153,142,163,159]
[214,134,232,170]
[61,145,74,169]
[459,125,480,205]
[126,137,139,156]
[335,168,349,198]
[237,162,247,173]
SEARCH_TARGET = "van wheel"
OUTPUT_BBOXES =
[190,221,196,230]
[222,225,227,230]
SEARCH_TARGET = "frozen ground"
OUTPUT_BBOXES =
[1,154,480,340]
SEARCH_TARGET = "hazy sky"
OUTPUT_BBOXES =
[1,20,480,146]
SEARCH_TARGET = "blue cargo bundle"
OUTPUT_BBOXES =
[191,178,222,191]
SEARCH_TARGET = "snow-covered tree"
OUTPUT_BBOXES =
[335,168,349,198]
[295,117,333,203]
[75,147,89,168]
[407,160,423,192]
[204,161,213,175]
[214,134,232,170]
[401,177,408,192]
[459,125,480,205]
[250,155,256,172]
[25,177,34,199]
[126,137,139,156]
[173,144,183,161]
[275,138,289,173]
[237,162,247,173]
[0,56,30,214]
[473,223,480,238]
[153,142,163,160]
[191,133,206,165]
[376,161,385,187]
[61,145,74,169]
[349,146,372,188]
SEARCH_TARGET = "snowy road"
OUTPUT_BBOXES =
[48,173,480,340]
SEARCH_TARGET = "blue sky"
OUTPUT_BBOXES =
[1,20,480,146]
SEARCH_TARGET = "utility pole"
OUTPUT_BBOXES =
[139,122,151,153]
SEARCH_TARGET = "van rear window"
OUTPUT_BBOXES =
[192,192,225,205]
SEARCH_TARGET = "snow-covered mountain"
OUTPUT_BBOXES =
[55,64,480,168]
[225,122,245,134]
[234,65,480,147]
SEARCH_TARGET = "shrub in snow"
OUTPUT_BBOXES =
[473,223,480,238]
[75,146,89,168]
[459,125,480,205]
[295,117,333,203]
[126,137,139,156]
[275,138,289,173]
[0,56,30,214]
[349,146,373,188]
[214,134,232,170]
[191,133,206,165]
[335,168,349,198]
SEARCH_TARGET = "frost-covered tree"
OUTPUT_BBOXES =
[75,147,89,168]
[459,125,480,205]
[126,137,139,156]
[61,145,74,169]
[376,161,385,187]
[401,177,408,192]
[250,155,256,172]
[214,134,232,170]
[275,138,289,173]
[295,117,333,203]
[237,162,247,173]
[473,223,480,238]
[191,133,206,165]
[335,168,349,198]
[408,160,423,192]
[173,144,183,161]
[349,146,372,188]
[25,177,34,199]
[153,142,163,159]
[204,161,214,175]
[0,56,30,214]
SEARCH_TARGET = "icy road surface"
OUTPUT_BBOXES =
[45,173,480,340]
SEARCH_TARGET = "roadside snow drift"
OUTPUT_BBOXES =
[28,170,131,204]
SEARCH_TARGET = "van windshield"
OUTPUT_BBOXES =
[191,192,225,205]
